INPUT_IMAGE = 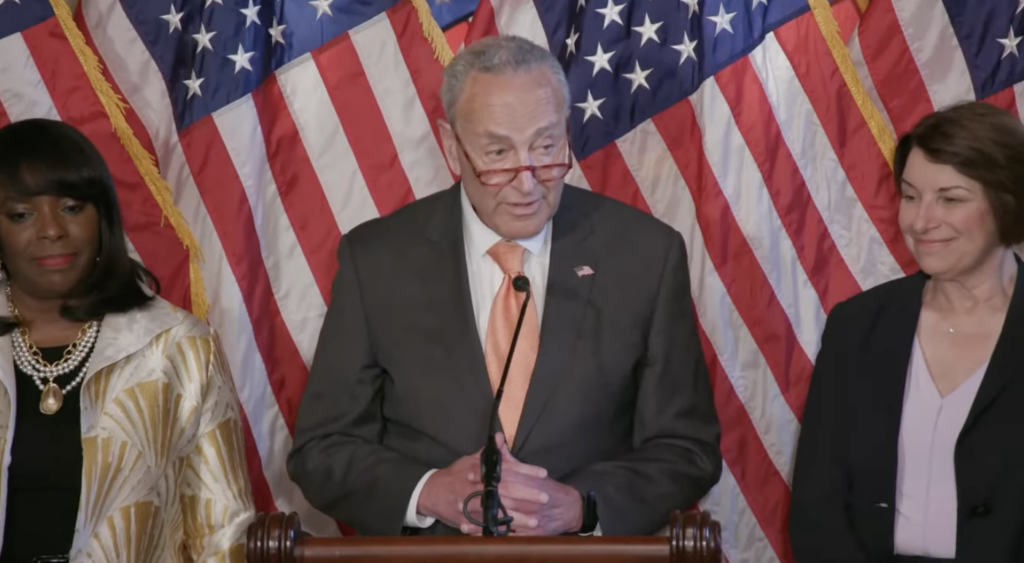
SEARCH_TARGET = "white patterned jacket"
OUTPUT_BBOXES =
[0,295,254,562]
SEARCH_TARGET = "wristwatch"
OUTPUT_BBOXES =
[579,490,599,534]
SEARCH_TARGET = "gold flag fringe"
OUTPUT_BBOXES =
[47,0,210,320]
[807,0,896,167]
[410,0,455,66]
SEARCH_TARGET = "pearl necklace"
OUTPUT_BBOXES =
[6,284,101,415]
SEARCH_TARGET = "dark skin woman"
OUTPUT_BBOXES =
[0,118,253,563]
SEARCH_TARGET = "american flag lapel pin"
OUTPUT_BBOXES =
[574,265,595,277]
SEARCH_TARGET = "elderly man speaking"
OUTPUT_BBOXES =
[287,34,721,538]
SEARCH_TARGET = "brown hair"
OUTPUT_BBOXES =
[893,101,1024,245]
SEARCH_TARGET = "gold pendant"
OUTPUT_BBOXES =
[40,382,63,415]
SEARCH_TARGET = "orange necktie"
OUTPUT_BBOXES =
[484,241,540,447]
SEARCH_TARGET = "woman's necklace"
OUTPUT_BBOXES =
[5,284,101,415]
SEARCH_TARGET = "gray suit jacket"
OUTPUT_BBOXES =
[287,184,722,537]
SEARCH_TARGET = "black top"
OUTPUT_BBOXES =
[0,346,85,563]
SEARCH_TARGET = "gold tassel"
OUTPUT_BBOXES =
[46,0,210,320]
[807,0,895,167]
[409,0,455,66]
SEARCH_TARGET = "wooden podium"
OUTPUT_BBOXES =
[247,509,722,563]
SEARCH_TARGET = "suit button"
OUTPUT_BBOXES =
[971,504,992,518]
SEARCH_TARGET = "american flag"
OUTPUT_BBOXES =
[9,0,1018,560]
[0,1,198,316]
[1,0,456,538]
[461,0,909,561]
[849,0,1024,134]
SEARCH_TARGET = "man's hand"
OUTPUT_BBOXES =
[467,433,584,536]
[416,450,484,534]
[416,438,550,534]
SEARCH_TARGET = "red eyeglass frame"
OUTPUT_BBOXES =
[450,125,574,187]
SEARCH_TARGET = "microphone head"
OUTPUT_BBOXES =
[512,275,530,293]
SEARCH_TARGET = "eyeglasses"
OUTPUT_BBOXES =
[452,129,573,187]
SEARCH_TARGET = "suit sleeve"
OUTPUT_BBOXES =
[789,302,867,562]
[287,234,433,536]
[562,231,722,535]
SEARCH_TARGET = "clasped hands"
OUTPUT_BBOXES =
[416,432,583,536]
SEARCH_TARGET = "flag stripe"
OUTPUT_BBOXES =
[701,463,781,563]
[655,99,812,419]
[238,408,278,514]
[275,55,382,235]
[0,32,59,122]
[464,0,499,45]
[251,77,340,304]
[564,151,592,191]
[983,87,1020,119]
[20,18,193,311]
[386,2,452,154]
[313,36,416,217]
[577,143,653,213]
[752,34,904,294]
[855,0,934,136]
[491,0,549,50]
[618,119,800,482]
[889,0,974,111]
[351,12,451,200]
[212,98,327,370]
[651,96,810,470]
[615,118,798,556]
[695,76,825,379]
[704,332,792,563]
[846,32,895,136]
[715,56,861,310]
[179,119,310,428]
[775,12,916,274]
[1015,83,1024,119]
[831,0,862,42]
[611,116,793,563]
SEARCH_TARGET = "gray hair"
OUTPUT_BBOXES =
[440,35,571,125]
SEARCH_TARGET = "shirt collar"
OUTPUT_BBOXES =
[460,182,550,260]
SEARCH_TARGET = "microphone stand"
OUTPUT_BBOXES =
[463,274,532,537]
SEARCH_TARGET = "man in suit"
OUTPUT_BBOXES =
[287,34,721,537]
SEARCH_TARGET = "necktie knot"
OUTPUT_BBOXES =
[488,240,526,275]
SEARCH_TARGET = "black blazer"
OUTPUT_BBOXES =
[790,257,1024,562]
[287,184,722,536]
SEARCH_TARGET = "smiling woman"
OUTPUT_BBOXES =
[790,102,1024,563]
[0,118,254,563]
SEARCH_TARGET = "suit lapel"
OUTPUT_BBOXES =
[860,272,924,500]
[424,186,496,410]
[512,189,597,451]
[962,256,1024,434]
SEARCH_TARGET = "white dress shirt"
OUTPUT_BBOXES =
[403,184,552,528]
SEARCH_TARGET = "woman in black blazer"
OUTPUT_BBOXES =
[790,102,1024,563]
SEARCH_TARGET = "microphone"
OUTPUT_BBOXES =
[463,274,532,537]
